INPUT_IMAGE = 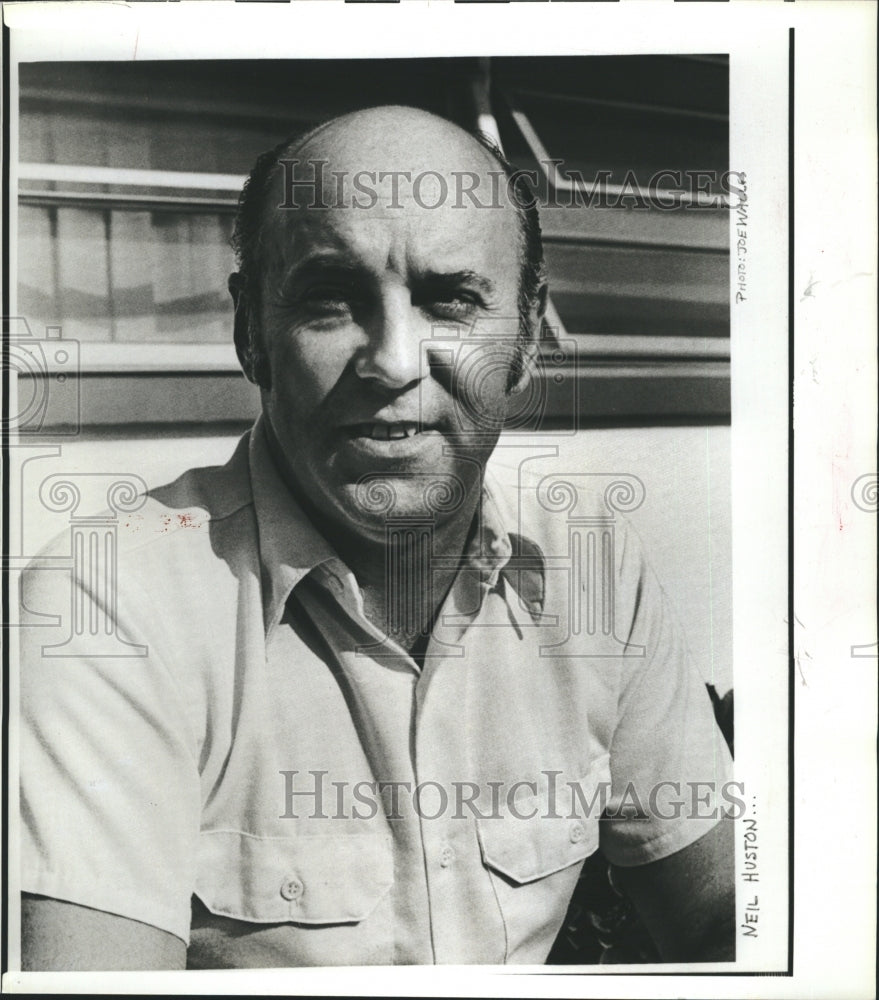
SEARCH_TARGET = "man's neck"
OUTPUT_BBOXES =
[302,487,482,657]
[260,419,485,654]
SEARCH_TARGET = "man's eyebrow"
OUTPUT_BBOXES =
[278,257,498,301]
[279,252,365,285]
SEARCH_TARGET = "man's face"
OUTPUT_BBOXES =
[254,119,528,539]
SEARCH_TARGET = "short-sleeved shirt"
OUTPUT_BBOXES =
[20,419,732,966]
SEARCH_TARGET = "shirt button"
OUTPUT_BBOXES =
[439,845,456,868]
[280,875,304,901]
[569,822,587,844]
[327,575,344,597]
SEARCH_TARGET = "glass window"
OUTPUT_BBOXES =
[18,205,234,344]
[494,55,730,351]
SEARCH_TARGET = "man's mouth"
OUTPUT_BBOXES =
[346,421,423,441]
[335,420,442,463]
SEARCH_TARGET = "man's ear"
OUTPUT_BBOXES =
[510,338,539,395]
[229,273,271,390]
[510,282,548,394]
[532,281,549,335]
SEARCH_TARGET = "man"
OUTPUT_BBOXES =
[20,105,734,969]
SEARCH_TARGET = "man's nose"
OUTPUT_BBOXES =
[353,290,426,390]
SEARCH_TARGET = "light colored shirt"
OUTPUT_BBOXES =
[20,419,732,966]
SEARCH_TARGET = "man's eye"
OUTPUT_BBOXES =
[423,292,480,319]
[299,285,361,316]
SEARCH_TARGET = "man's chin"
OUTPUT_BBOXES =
[335,474,470,533]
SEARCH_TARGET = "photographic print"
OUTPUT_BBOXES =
[2,2,874,997]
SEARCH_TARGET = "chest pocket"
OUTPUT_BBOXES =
[194,830,394,926]
[474,755,611,963]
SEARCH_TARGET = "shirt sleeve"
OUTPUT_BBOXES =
[19,549,202,943]
[598,522,733,868]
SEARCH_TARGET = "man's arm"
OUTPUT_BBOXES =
[610,817,735,962]
[19,558,202,969]
[22,894,186,971]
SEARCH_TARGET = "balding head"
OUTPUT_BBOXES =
[296,105,506,176]
[230,105,545,387]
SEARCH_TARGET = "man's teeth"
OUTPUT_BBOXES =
[359,423,420,440]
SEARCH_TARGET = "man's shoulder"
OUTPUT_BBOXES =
[26,433,257,578]
[137,434,254,545]
[487,462,645,560]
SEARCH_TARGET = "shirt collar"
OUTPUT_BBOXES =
[462,481,513,587]
[248,416,544,637]
[249,417,339,636]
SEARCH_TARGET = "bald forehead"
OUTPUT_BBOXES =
[258,105,521,224]
[292,106,505,179]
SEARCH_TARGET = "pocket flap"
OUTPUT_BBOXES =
[476,756,610,884]
[195,830,394,925]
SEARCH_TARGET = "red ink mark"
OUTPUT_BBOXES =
[177,513,200,529]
